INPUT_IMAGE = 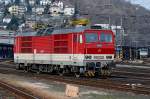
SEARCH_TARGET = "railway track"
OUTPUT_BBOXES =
[0,81,39,99]
[114,70,150,78]
[113,67,150,82]
[115,67,150,74]
[0,62,150,95]
[110,69,150,86]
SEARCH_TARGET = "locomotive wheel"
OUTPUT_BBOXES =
[95,71,100,78]
[59,72,64,76]
[24,66,30,73]
[74,73,80,78]
[101,69,108,78]
[16,64,21,70]
[36,70,41,74]
[36,65,42,74]
[107,69,111,77]
[58,68,64,76]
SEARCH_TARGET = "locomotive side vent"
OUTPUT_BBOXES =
[54,34,68,53]
[21,37,32,53]
[21,48,32,53]
[21,42,32,47]
[21,37,32,41]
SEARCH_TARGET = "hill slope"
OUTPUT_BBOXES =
[62,0,150,47]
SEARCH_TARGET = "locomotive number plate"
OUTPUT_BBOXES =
[94,56,104,59]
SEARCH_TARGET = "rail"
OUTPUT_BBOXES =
[0,81,39,99]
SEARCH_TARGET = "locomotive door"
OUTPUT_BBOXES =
[73,34,78,62]
[73,33,84,65]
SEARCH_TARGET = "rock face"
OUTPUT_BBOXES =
[63,0,150,47]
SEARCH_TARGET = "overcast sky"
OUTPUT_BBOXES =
[128,0,150,9]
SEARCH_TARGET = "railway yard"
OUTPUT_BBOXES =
[0,60,149,99]
[0,0,150,99]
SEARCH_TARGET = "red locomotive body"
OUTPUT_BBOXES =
[14,27,115,77]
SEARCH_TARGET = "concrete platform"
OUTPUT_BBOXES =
[0,73,149,99]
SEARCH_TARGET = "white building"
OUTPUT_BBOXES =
[64,5,75,16]
[8,5,19,15]
[32,6,45,15]
[52,1,63,9]
[18,5,27,15]
[29,0,36,6]
[57,1,63,9]
[3,15,11,23]
[49,5,63,16]
[40,0,51,6]
[8,5,27,15]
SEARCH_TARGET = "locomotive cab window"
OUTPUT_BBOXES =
[100,33,112,43]
[85,33,98,43]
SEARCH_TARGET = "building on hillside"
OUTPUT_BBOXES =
[29,0,36,6]
[40,0,51,6]
[64,5,75,16]
[8,5,27,15]
[3,15,12,24]
[8,5,18,15]
[49,5,63,16]
[32,6,45,15]
[52,1,63,9]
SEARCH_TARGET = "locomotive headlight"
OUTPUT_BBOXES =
[85,55,92,59]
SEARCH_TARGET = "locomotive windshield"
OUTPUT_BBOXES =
[100,33,112,43]
[85,33,98,43]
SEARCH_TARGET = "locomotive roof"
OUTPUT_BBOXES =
[51,27,87,34]
[36,26,89,36]
[17,26,112,36]
[17,27,87,36]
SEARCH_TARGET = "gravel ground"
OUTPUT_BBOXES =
[0,73,149,99]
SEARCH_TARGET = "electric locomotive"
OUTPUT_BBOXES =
[14,26,115,77]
